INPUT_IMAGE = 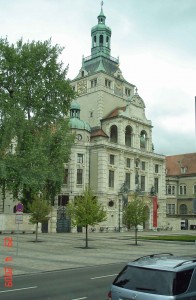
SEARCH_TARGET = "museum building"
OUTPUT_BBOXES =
[57,5,167,232]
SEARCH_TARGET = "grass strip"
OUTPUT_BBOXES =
[139,235,196,242]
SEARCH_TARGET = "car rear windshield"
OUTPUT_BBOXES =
[113,265,193,296]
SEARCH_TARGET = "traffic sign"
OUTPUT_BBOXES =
[16,202,23,212]
[15,212,23,224]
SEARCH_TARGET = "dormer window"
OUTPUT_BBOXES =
[181,167,187,174]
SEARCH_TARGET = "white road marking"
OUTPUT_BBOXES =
[71,298,87,300]
[91,274,118,279]
[0,286,37,293]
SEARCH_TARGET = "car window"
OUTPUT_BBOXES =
[113,265,175,296]
[173,269,193,295]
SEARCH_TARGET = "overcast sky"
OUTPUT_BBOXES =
[0,0,196,156]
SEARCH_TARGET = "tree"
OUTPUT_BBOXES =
[0,37,75,206]
[123,193,149,245]
[28,196,51,242]
[67,186,107,248]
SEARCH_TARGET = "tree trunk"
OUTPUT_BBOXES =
[85,225,88,248]
[35,222,38,242]
[135,226,138,245]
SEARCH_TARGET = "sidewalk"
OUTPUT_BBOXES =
[0,231,195,276]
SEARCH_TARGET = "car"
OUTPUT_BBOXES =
[107,253,196,299]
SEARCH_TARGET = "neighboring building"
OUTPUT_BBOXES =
[165,153,196,230]
[58,5,167,232]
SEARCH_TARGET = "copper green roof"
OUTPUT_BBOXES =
[70,101,80,110]
[69,101,91,132]
[70,118,91,132]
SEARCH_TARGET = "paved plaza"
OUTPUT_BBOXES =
[0,230,196,276]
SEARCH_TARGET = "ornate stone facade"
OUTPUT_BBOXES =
[60,6,167,232]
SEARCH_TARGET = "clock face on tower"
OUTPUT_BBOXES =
[77,80,87,95]
[76,134,82,141]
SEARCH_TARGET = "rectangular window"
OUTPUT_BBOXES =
[105,79,111,88]
[184,185,186,194]
[77,169,83,184]
[141,176,145,191]
[179,185,186,195]
[155,164,159,173]
[109,170,114,188]
[167,204,175,215]
[154,178,159,194]
[126,158,131,168]
[125,173,130,190]
[172,186,175,195]
[167,185,171,195]
[77,153,84,164]
[194,185,196,194]
[64,169,68,184]
[141,161,145,170]
[91,78,97,88]
[125,88,131,96]
[109,154,115,165]
[180,185,183,195]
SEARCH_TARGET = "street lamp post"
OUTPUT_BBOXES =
[118,198,121,232]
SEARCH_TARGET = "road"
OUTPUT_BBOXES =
[0,263,126,300]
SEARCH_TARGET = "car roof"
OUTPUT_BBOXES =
[128,253,196,271]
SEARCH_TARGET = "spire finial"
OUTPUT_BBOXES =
[101,1,104,8]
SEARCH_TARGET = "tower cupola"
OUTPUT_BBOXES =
[91,2,111,58]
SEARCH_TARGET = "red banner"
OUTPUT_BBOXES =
[153,196,158,227]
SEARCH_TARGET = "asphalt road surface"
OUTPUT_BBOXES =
[0,263,126,300]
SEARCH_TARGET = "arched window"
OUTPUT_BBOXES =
[125,125,132,147]
[179,204,187,215]
[110,125,118,143]
[93,36,96,47]
[99,35,103,47]
[140,130,147,149]
[106,36,109,47]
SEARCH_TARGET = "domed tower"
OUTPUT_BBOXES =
[69,101,91,132]
[91,3,111,58]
